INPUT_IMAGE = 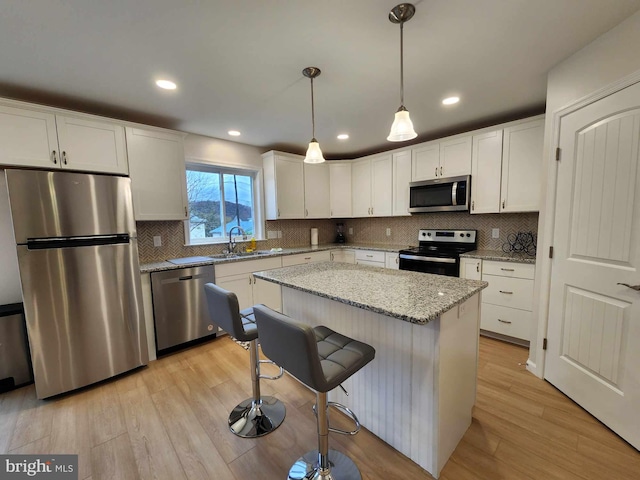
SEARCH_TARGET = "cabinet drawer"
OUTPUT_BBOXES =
[482,260,535,279]
[356,259,385,268]
[481,303,531,341]
[355,250,385,263]
[482,275,534,311]
[215,257,282,278]
[282,251,331,267]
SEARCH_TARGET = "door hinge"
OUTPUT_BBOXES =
[543,338,548,350]
[549,246,554,258]
[555,147,561,161]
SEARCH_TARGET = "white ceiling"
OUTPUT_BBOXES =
[1,0,639,158]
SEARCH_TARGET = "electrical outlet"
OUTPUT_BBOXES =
[277,231,282,239]
[492,228,500,239]
[267,231,278,239]
[348,227,353,235]
[153,236,162,247]
[386,228,391,237]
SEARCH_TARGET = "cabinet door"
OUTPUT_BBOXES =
[351,159,372,217]
[253,277,282,312]
[331,250,355,264]
[392,150,412,216]
[275,155,305,218]
[216,274,254,312]
[385,252,399,269]
[501,119,543,212]
[56,115,128,174]
[371,155,392,217]
[412,142,440,181]
[126,128,188,221]
[460,258,482,280]
[0,105,59,169]
[304,162,330,218]
[329,162,352,217]
[440,135,472,178]
[471,130,503,214]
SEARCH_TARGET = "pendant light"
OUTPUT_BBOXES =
[303,67,325,163]
[387,3,417,142]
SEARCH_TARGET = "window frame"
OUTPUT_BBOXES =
[183,161,264,246]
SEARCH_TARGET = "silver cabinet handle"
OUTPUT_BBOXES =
[330,252,334,261]
[62,151,68,165]
[305,209,308,217]
[471,200,474,211]
[499,290,513,294]
[617,282,640,291]
[304,257,311,260]
[498,319,512,324]
[435,167,438,177]
[51,150,57,164]
[440,166,443,176]
[396,257,399,264]
[366,255,373,258]
[249,276,252,285]
[500,268,515,272]
[502,200,505,209]
[371,207,373,215]
[476,263,480,273]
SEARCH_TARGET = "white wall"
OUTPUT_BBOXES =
[184,133,263,169]
[0,171,22,304]
[529,10,640,375]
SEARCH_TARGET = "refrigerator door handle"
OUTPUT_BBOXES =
[27,234,130,250]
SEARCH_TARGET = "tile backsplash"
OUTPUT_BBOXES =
[137,212,538,264]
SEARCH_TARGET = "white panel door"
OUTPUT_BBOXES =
[392,150,412,216]
[304,162,330,218]
[351,159,371,217]
[274,155,304,219]
[56,115,128,174]
[440,135,472,178]
[471,130,503,214]
[371,154,392,217]
[329,162,352,218]
[501,119,543,212]
[546,81,640,449]
[412,142,439,181]
[126,128,188,221]
[0,105,59,168]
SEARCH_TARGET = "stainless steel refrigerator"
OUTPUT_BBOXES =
[5,169,148,399]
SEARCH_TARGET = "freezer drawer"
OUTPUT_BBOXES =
[0,303,33,392]
[151,265,216,352]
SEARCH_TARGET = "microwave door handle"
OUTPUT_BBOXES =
[451,181,458,206]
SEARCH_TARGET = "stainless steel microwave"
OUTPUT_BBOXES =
[408,175,471,213]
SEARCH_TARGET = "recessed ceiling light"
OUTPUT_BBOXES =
[155,79,177,90]
[442,96,460,105]
[228,130,241,137]
[337,134,349,140]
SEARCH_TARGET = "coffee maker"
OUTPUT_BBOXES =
[335,223,346,243]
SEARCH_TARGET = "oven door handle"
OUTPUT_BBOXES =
[399,254,456,264]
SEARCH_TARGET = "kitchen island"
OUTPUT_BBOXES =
[253,262,487,478]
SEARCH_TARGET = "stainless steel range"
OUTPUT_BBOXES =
[399,229,477,277]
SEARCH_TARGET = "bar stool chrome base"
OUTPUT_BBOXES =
[228,396,286,438]
[288,449,362,480]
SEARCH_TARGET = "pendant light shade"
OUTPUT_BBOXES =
[303,67,325,164]
[388,3,417,142]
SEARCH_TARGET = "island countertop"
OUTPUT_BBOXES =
[253,262,487,325]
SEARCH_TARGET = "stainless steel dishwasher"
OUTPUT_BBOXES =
[151,265,216,353]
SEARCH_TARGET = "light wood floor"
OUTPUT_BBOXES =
[1,336,638,479]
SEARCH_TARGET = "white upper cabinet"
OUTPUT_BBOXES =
[0,103,128,174]
[412,136,471,181]
[352,155,392,217]
[126,128,188,221]
[500,118,544,212]
[304,162,330,218]
[471,130,503,214]
[56,115,128,175]
[263,151,305,220]
[392,150,412,216]
[329,162,352,218]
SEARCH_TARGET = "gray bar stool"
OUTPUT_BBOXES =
[204,283,286,438]
[253,304,375,480]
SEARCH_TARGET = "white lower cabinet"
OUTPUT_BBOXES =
[281,251,331,267]
[330,249,356,264]
[355,250,385,268]
[478,260,535,343]
[460,258,482,280]
[214,257,283,334]
[385,252,399,269]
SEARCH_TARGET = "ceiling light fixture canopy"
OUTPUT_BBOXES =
[303,67,325,164]
[387,3,417,142]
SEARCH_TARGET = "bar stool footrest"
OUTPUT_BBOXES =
[258,358,284,380]
[312,401,361,436]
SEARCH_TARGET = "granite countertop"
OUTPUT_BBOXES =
[253,262,487,325]
[139,243,412,273]
[460,249,536,264]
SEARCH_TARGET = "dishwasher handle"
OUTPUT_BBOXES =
[179,275,193,281]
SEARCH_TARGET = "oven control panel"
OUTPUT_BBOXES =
[419,229,476,244]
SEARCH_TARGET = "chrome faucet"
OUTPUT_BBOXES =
[228,226,247,254]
